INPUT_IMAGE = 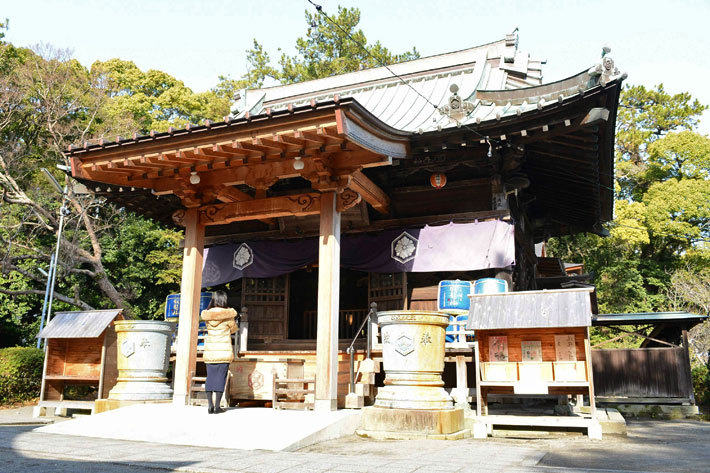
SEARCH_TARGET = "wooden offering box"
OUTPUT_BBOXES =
[468,288,596,415]
[229,358,304,401]
[36,310,123,414]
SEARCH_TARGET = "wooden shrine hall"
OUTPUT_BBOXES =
[65,33,625,410]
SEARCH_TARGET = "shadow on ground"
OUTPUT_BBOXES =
[537,419,710,473]
[0,426,196,473]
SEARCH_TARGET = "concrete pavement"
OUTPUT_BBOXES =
[36,404,361,451]
[1,419,709,472]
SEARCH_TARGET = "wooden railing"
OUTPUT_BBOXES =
[302,309,370,339]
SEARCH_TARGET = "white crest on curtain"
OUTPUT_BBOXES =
[233,243,254,270]
[391,231,418,263]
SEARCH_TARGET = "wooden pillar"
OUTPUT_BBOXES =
[455,355,469,408]
[584,327,596,416]
[315,192,341,411]
[474,341,483,417]
[97,332,107,399]
[172,209,205,405]
[682,330,696,405]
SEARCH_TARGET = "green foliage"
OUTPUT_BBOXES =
[212,40,277,104]
[0,347,44,404]
[549,84,709,320]
[616,84,707,199]
[91,58,231,134]
[244,6,419,86]
[0,272,39,348]
[647,131,710,181]
[99,214,182,319]
[691,364,710,406]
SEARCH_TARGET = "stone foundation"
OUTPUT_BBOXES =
[356,406,468,440]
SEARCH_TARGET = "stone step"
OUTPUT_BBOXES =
[355,383,372,397]
[345,393,364,409]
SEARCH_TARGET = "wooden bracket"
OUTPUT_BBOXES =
[348,170,390,215]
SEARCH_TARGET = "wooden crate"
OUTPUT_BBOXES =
[229,358,304,401]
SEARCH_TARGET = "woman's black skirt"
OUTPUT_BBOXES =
[205,362,229,392]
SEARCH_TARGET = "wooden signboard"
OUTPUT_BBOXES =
[489,336,509,362]
[521,341,542,362]
[555,334,577,361]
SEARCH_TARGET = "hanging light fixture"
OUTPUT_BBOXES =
[430,173,447,189]
[293,156,304,170]
[189,171,200,185]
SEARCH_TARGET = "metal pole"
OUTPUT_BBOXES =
[44,195,68,348]
[36,253,55,349]
[348,347,355,394]
[367,302,377,360]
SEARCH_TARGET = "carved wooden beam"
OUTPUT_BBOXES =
[348,170,390,215]
[336,188,362,212]
[172,192,322,226]
[212,185,275,226]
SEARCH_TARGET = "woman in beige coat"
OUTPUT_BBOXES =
[201,290,237,414]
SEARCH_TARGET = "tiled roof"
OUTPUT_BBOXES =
[233,34,554,133]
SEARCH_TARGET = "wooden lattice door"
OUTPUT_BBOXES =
[368,272,407,311]
[242,275,289,342]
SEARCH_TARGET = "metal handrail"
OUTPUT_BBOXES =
[346,302,377,394]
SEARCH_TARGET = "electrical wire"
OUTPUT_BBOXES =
[305,0,496,147]
[306,1,710,245]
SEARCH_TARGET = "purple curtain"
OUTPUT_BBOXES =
[201,221,514,287]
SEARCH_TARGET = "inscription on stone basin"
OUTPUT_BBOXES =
[395,335,414,356]
[389,314,417,321]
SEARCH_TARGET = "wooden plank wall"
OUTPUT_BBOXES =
[64,338,103,377]
[478,327,587,363]
[46,338,103,377]
[591,348,692,399]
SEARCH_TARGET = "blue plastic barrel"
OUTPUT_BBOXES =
[438,280,472,342]
[473,278,508,294]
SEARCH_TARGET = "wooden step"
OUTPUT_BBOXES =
[273,378,315,411]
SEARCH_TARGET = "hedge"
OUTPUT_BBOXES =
[0,347,44,405]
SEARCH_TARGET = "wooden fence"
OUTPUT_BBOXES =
[591,347,693,402]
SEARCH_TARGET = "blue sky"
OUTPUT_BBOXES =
[3,0,709,132]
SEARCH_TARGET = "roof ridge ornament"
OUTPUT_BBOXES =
[438,84,474,122]
[503,29,519,63]
[588,46,626,86]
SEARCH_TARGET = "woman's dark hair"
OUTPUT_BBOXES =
[208,290,229,309]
